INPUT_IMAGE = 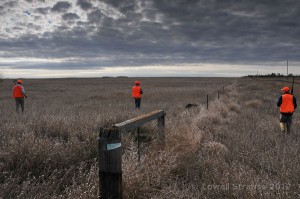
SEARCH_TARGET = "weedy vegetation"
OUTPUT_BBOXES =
[0,77,299,198]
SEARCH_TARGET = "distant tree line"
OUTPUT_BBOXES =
[102,76,129,78]
[245,73,300,78]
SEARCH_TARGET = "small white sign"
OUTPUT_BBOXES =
[107,143,121,151]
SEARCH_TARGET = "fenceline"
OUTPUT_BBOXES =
[98,110,166,199]
[206,86,226,110]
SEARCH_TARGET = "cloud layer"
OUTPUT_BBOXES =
[0,0,300,76]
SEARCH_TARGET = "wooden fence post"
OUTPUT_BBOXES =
[157,112,166,144]
[137,127,140,162]
[206,94,209,110]
[98,127,122,199]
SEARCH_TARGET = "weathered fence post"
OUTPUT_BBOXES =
[137,127,140,162]
[157,112,166,143]
[98,127,122,199]
[206,94,209,110]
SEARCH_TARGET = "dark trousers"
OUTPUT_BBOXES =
[134,98,141,109]
[15,98,24,113]
[280,114,293,133]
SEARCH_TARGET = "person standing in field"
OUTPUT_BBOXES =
[132,80,143,109]
[12,79,27,113]
[277,86,297,134]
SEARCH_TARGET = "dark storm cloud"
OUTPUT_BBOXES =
[77,0,92,11]
[0,5,4,15]
[24,0,46,2]
[1,0,300,74]
[150,0,300,59]
[3,1,17,8]
[101,0,135,14]
[62,13,80,21]
[51,1,72,12]
[35,7,51,15]
[27,23,42,31]
[87,9,104,24]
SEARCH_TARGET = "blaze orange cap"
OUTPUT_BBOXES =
[135,81,140,85]
[17,79,22,84]
[281,86,290,92]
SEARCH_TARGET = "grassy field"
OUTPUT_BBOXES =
[0,77,299,198]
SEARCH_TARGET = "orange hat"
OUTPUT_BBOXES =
[135,81,140,85]
[17,79,22,84]
[281,86,289,92]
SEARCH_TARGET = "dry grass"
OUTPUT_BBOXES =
[245,99,262,108]
[1,77,300,198]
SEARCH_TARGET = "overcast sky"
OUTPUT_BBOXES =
[0,0,300,78]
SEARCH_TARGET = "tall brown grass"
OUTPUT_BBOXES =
[0,77,299,198]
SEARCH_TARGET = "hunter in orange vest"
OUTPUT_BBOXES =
[132,81,143,109]
[12,79,27,113]
[277,86,297,134]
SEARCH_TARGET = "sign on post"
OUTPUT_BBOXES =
[98,127,122,199]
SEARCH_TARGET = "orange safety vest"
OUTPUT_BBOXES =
[132,86,141,98]
[280,94,294,113]
[13,85,24,98]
